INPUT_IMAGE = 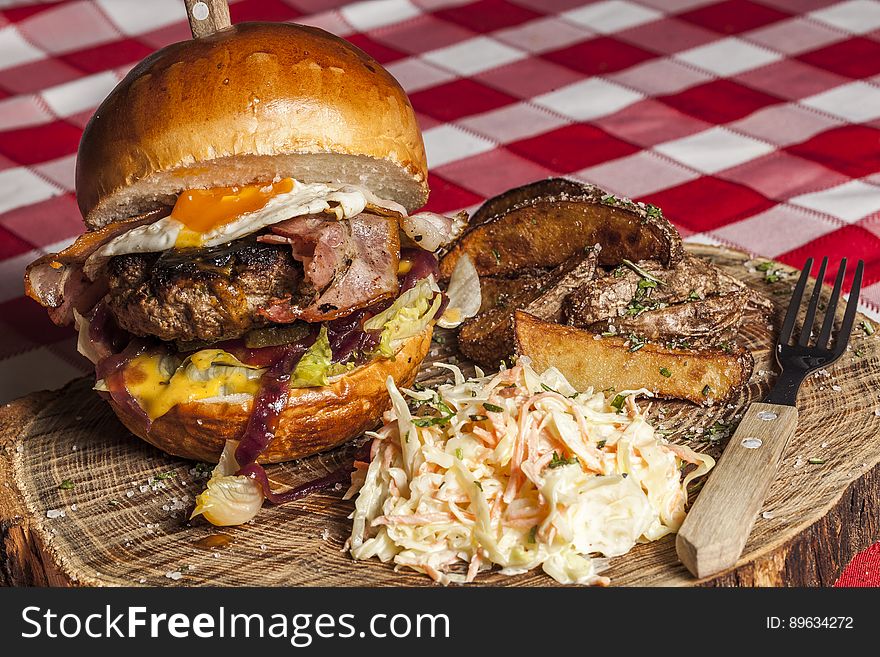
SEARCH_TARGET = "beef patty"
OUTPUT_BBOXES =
[107,238,301,343]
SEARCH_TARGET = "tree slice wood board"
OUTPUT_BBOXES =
[1,244,878,587]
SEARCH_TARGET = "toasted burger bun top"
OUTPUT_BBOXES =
[76,22,429,230]
[109,327,433,464]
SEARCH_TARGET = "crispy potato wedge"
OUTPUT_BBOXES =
[513,311,753,404]
[477,271,548,313]
[584,291,750,347]
[458,250,598,367]
[439,178,684,279]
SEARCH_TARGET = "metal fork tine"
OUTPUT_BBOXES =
[798,256,828,346]
[834,260,864,357]
[816,258,847,350]
[779,257,813,345]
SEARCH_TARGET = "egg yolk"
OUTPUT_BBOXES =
[172,177,294,247]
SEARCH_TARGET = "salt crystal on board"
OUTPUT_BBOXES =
[46,509,65,519]
[762,511,774,519]
[165,571,183,581]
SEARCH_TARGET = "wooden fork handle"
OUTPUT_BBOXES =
[676,402,799,579]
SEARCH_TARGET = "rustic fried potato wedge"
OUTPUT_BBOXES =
[458,249,598,368]
[513,311,753,405]
[477,271,548,313]
[439,178,684,279]
[584,291,751,348]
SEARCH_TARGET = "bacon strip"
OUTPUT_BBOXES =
[258,213,400,323]
[24,210,166,325]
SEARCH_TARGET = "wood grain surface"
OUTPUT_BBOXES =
[1,244,878,587]
[184,0,231,39]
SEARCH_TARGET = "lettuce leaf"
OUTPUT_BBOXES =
[364,278,442,357]
[290,325,332,388]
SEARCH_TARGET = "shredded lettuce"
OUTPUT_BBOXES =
[364,277,443,357]
[290,326,332,388]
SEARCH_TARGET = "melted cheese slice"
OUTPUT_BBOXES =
[124,350,264,421]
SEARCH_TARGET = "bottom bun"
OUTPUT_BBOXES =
[109,327,433,463]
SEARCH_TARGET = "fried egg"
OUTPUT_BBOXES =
[84,178,406,277]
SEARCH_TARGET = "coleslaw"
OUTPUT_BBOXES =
[346,358,714,585]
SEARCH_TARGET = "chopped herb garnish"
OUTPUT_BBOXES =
[153,472,176,480]
[474,481,483,491]
[718,341,733,354]
[528,526,538,544]
[659,367,672,378]
[687,290,701,301]
[483,402,504,413]
[455,448,463,460]
[58,479,75,490]
[807,457,826,465]
[492,248,502,264]
[644,204,662,218]
[621,259,664,286]
[699,421,731,443]
[600,194,618,206]
[601,331,616,337]
[468,414,488,422]
[701,385,712,397]
[108,500,120,507]
[610,394,626,412]
[764,270,782,283]
[854,348,865,357]
[549,452,579,468]
[612,266,627,278]
[413,413,454,427]
[755,261,773,272]
[862,321,874,336]
[628,334,646,352]
[541,382,560,394]
[596,440,607,449]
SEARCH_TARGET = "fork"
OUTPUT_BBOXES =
[676,257,865,579]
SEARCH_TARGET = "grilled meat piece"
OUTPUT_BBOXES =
[458,248,599,367]
[107,238,301,343]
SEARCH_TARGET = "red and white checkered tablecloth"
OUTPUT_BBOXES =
[1,0,879,586]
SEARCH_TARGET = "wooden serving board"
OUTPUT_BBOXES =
[2,244,878,587]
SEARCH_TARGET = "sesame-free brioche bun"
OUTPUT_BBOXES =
[76,22,429,230]
[109,327,432,464]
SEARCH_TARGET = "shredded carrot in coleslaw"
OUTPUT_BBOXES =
[346,358,714,585]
